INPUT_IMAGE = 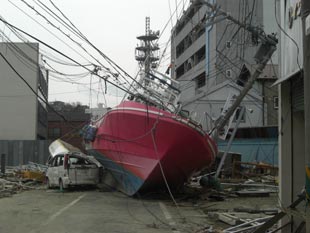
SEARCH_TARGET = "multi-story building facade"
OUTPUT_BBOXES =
[0,42,48,140]
[171,0,278,132]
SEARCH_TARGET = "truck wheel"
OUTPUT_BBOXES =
[46,178,51,189]
[59,179,64,192]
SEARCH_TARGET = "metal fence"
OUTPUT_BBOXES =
[0,140,51,166]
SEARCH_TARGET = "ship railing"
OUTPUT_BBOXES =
[132,75,180,113]
[144,76,179,98]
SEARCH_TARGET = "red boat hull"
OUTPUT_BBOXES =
[88,101,217,195]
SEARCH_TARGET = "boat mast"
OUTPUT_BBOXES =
[135,17,160,78]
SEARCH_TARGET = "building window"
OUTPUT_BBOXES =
[233,107,246,122]
[176,64,185,79]
[196,45,206,63]
[226,69,232,78]
[273,96,279,109]
[48,128,61,138]
[176,41,185,58]
[195,72,206,89]
[226,41,232,49]
[175,6,201,36]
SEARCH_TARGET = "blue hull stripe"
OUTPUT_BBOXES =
[88,149,144,196]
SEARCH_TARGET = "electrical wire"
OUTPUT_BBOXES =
[274,0,302,72]
[47,0,146,95]
[7,0,94,64]
[0,17,135,97]
[13,0,140,101]
[0,52,68,122]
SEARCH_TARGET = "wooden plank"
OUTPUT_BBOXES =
[236,190,270,197]
[218,213,240,226]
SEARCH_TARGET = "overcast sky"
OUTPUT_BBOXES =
[0,0,190,107]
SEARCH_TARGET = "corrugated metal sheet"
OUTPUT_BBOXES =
[0,140,50,166]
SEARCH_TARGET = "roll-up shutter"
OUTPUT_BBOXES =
[292,75,304,112]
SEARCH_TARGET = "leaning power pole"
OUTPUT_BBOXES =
[196,0,278,139]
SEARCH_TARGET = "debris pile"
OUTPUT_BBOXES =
[181,175,280,233]
[0,162,47,198]
[0,178,35,198]
[14,162,47,182]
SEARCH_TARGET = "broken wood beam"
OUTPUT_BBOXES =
[252,193,306,233]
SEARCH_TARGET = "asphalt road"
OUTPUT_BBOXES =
[0,187,210,233]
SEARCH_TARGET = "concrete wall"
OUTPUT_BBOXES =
[259,78,279,126]
[0,43,39,140]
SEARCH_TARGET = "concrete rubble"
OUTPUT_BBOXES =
[0,162,47,198]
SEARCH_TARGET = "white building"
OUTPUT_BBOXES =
[0,42,48,140]
[171,0,278,132]
[275,0,308,232]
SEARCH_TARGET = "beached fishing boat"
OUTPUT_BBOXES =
[83,10,277,195]
[83,17,217,195]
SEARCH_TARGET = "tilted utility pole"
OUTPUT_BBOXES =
[196,0,278,138]
[213,40,277,134]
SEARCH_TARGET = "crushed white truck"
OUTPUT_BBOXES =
[46,139,102,190]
